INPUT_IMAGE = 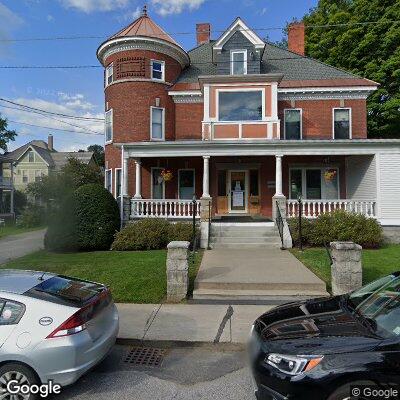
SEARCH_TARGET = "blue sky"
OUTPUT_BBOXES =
[0,0,317,152]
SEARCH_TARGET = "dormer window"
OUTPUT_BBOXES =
[230,50,247,75]
[151,60,165,81]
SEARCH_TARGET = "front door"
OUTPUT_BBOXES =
[228,170,248,213]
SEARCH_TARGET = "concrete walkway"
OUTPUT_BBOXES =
[193,248,329,300]
[117,303,273,344]
[0,229,46,264]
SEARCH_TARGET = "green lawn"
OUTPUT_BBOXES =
[291,245,400,292]
[0,225,45,240]
[1,249,203,303]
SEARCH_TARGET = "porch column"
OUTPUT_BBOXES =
[202,156,210,199]
[272,154,286,222]
[134,158,142,199]
[123,157,129,196]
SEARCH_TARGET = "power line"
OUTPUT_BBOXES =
[1,20,399,42]
[7,120,104,136]
[0,98,104,121]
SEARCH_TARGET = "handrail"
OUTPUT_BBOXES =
[275,201,285,250]
[324,242,333,266]
[207,200,212,250]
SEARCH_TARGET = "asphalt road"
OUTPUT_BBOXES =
[0,229,45,264]
[55,345,256,400]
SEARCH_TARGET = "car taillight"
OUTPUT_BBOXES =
[46,307,90,339]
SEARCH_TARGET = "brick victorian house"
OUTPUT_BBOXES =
[97,9,400,247]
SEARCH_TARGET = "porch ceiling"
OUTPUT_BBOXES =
[117,139,400,158]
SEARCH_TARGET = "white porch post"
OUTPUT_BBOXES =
[272,154,286,222]
[134,158,142,199]
[202,156,210,199]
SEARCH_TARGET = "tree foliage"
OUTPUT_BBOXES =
[87,144,105,168]
[0,113,16,151]
[303,0,400,138]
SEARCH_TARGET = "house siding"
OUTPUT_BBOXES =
[345,155,376,200]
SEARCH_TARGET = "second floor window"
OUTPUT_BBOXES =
[284,109,302,140]
[105,170,112,193]
[151,107,164,140]
[105,110,113,142]
[22,170,28,183]
[231,50,247,75]
[151,60,165,81]
[334,108,351,139]
[219,90,262,121]
[106,64,113,86]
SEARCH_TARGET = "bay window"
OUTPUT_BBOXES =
[284,109,302,140]
[150,107,164,140]
[230,50,247,75]
[333,108,351,139]
[218,90,262,121]
[289,168,339,200]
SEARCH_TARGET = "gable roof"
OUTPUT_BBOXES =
[51,152,94,171]
[175,40,377,87]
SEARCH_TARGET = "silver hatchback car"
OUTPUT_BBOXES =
[0,269,119,399]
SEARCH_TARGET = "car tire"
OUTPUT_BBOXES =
[327,380,376,400]
[0,363,40,400]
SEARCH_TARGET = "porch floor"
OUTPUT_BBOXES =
[193,248,329,302]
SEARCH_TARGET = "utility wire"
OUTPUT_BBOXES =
[1,20,399,42]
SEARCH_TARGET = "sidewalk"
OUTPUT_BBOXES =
[116,303,274,344]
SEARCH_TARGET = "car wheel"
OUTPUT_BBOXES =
[327,380,376,400]
[0,363,39,400]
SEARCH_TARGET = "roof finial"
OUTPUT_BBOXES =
[142,4,147,17]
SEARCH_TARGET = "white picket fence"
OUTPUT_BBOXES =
[131,199,201,219]
[287,199,377,219]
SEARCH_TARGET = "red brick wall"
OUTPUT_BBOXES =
[278,99,367,139]
[175,103,203,140]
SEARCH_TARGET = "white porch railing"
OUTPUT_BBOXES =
[287,199,377,219]
[131,199,201,219]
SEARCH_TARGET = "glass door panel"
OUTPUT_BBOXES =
[230,171,246,211]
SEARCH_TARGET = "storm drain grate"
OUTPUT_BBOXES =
[124,347,166,367]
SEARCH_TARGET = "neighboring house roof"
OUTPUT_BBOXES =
[110,14,180,47]
[51,152,94,171]
[6,140,52,161]
[175,40,376,86]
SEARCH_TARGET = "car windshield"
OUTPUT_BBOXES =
[348,274,400,338]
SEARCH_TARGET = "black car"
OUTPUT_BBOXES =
[249,272,400,400]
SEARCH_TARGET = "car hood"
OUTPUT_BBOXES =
[255,296,381,355]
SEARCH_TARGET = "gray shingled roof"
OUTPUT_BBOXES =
[6,140,52,162]
[51,152,94,171]
[177,40,361,83]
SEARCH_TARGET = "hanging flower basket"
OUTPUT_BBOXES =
[324,169,337,182]
[161,169,173,182]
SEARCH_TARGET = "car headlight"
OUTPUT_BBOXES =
[266,353,323,376]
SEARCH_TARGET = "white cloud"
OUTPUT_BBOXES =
[259,7,267,16]
[47,14,55,22]
[116,6,141,22]
[0,2,24,56]
[2,94,105,149]
[59,0,131,13]
[151,0,205,16]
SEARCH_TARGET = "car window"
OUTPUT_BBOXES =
[25,276,104,306]
[0,300,25,325]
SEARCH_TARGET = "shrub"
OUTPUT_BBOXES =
[289,210,383,249]
[17,204,46,228]
[44,195,78,252]
[74,184,120,251]
[288,217,315,247]
[111,219,198,251]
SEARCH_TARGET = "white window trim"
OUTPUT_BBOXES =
[150,106,165,141]
[288,166,340,200]
[151,59,165,82]
[106,63,114,87]
[114,168,122,199]
[216,88,265,122]
[105,169,112,193]
[332,107,352,139]
[230,50,247,75]
[178,169,196,200]
[284,108,303,140]
[105,109,113,144]
[151,167,166,199]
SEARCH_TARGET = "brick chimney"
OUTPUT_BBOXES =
[288,22,305,56]
[196,23,211,45]
[48,134,54,151]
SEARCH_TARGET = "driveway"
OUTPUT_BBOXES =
[0,229,46,264]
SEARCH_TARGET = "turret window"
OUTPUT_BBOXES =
[106,64,113,86]
[151,60,165,81]
[230,50,247,75]
[105,109,113,143]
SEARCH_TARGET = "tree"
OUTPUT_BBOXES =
[87,144,105,168]
[303,0,400,138]
[0,113,16,151]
